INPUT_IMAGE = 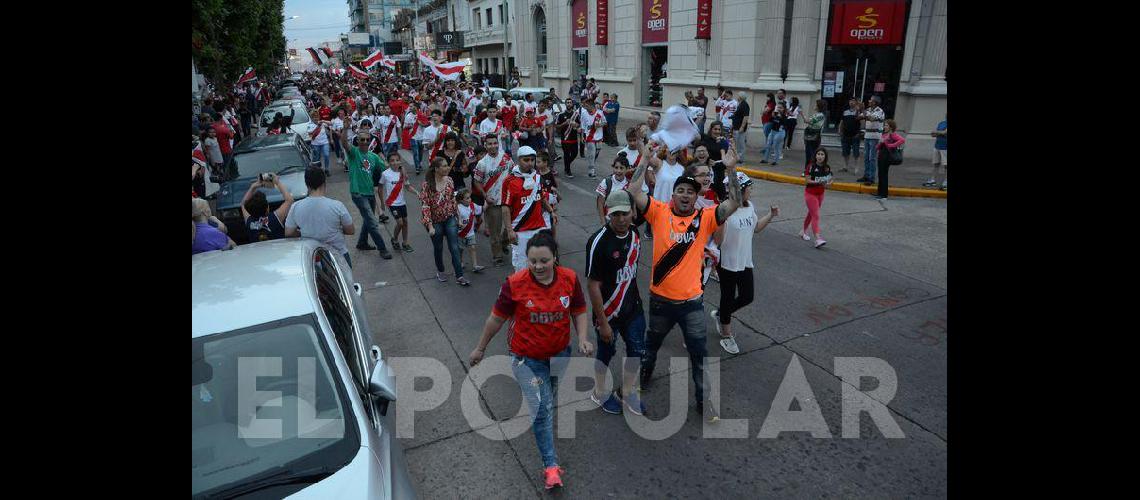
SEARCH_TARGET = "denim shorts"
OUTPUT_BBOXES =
[595,310,647,365]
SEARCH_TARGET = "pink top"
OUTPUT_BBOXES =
[878,132,906,151]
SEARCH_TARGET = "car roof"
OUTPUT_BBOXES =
[509,87,550,93]
[192,239,321,338]
[234,133,297,152]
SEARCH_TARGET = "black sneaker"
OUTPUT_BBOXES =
[356,243,377,251]
[639,367,653,390]
[391,238,400,251]
[564,171,575,179]
[379,250,393,260]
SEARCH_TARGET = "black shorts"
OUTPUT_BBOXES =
[389,205,408,219]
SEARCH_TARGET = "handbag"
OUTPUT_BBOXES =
[888,147,904,165]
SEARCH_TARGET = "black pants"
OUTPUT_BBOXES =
[804,139,821,167]
[877,152,891,198]
[562,141,579,175]
[785,119,798,148]
[717,266,754,326]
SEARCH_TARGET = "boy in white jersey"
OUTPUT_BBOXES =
[455,188,486,274]
[375,152,419,252]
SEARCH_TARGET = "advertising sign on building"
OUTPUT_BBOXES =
[643,0,669,45]
[572,0,588,50]
[383,42,404,55]
[696,0,711,40]
[829,0,907,46]
[347,32,371,46]
[435,31,464,51]
[597,0,609,46]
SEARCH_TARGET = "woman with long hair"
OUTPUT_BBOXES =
[700,121,731,197]
[803,99,827,166]
[469,230,592,491]
[419,157,470,286]
[759,93,776,157]
[875,119,906,200]
[760,104,787,166]
[802,147,834,248]
[784,97,801,153]
[439,132,468,190]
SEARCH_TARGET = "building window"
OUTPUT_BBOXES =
[499,4,505,25]
[473,9,480,29]
[486,8,493,26]
[492,58,499,74]
[504,2,509,23]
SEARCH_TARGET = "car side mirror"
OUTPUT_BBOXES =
[368,355,397,403]
[352,283,363,297]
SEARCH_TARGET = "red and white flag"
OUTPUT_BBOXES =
[381,57,396,70]
[307,48,328,65]
[236,67,257,84]
[320,47,335,60]
[348,64,368,79]
[362,49,384,70]
[417,52,466,81]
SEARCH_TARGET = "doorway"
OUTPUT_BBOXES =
[642,46,667,107]
[820,45,904,132]
[573,50,588,79]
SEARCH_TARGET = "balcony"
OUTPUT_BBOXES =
[464,25,507,48]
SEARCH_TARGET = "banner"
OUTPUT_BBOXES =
[572,0,588,50]
[696,0,711,40]
[829,0,907,46]
[642,0,669,45]
[361,49,384,70]
[597,0,609,46]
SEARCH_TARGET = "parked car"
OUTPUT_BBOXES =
[193,239,416,499]
[211,133,314,243]
[499,87,567,114]
[260,101,313,139]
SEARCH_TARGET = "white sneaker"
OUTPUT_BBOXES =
[800,231,812,241]
[814,238,827,249]
[719,336,740,355]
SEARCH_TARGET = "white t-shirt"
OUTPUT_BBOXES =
[478,118,504,139]
[306,122,330,146]
[616,146,643,169]
[457,202,484,238]
[380,169,408,207]
[405,112,424,141]
[464,96,483,115]
[421,123,446,148]
[718,204,758,272]
[331,117,345,134]
[375,114,401,144]
[579,109,606,142]
[595,174,650,197]
[719,99,738,127]
[203,137,224,164]
[788,105,802,120]
[474,151,513,205]
[652,160,685,202]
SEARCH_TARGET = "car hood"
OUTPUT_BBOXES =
[215,171,308,212]
[286,448,389,500]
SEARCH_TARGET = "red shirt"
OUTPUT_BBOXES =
[493,267,587,359]
[502,171,550,232]
[318,106,332,121]
[389,99,408,118]
[211,121,233,154]
[500,105,517,130]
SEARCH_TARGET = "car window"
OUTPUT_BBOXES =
[231,148,308,178]
[191,316,357,497]
[314,248,369,391]
[261,105,310,126]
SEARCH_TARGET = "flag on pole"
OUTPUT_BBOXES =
[236,67,257,84]
[362,49,384,70]
[307,48,328,65]
[381,56,396,70]
[417,52,466,81]
[348,64,368,79]
[321,47,335,59]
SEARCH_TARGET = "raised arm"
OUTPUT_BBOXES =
[755,205,780,233]
[716,148,742,224]
[274,176,295,222]
[627,146,651,213]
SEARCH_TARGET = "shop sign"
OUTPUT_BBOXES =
[572,0,589,49]
[696,0,711,40]
[597,0,609,46]
[829,0,906,46]
[642,0,669,45]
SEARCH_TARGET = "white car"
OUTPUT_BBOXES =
[192,240,415,499]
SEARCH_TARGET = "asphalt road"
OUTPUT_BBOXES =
[319,129,947,498]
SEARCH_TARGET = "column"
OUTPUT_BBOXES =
[783,0,821,91]
[754,0,787,87]
[911,0,946,94]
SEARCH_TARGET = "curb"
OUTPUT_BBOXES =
[738,166,947,199]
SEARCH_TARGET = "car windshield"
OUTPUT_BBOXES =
[262,105,309,127]
[231,147,305,179]
[192,316,357,497]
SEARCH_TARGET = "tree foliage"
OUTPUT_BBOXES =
[192,0,286,87]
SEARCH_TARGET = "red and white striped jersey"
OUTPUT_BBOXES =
[502,168,550,233]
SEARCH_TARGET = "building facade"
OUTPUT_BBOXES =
[511,0,947,156]
[457,0,516,84]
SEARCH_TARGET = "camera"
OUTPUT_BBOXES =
[259,172,276,184]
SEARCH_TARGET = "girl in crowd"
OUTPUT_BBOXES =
[687,159,725,287]
[875,119,906,201]
[420,157,470,286]
[784,97,802,154]
[712,172,779,354]
[439,132,468,191]
[760,104,787,166]
[469,230,592,491]
[454,188,485,274]
[701,121,731,196]
[802,148,834,248]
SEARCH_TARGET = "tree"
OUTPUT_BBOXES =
[192,0,287,87]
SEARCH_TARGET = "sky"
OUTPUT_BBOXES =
[284,0,351,54]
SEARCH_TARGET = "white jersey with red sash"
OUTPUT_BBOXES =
[426,124,450,161]
[475,151,513,205]
[377,114,400,144]
[408,111,430,141]
[464,96,482,116]
[502,167,550,232]
[580,109,606,143]
[381,168,407,207]
[457,201,483,238]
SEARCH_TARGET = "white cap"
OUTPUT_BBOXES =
[517,146,537,157]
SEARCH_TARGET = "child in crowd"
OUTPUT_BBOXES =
[455,188,485,274]
[536,152,560,238]
[375,152,418,252]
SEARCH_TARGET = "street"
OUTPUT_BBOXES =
[327,133,947,497]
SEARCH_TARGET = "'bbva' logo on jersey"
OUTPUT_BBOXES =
[616,264,636,284]
[669,230,696,244]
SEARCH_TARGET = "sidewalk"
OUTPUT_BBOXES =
[736,141,946,192]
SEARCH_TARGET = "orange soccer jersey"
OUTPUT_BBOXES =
[644,197,721,301]
[493,267,587,359]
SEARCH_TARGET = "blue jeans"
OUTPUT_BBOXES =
[863,138,880,181]
[409,139,423,171]
[510,345,572,468]
[761,122,775,153]
[312,143,331,171]
[331,133,343,160]
[763,130,785,164]
[596,310,647,367]
[382,142,399,161]
[350,194,389,252]
[641,296,709,402]
[431,216,463,278]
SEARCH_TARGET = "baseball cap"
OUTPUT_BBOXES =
[605,189,633,215]
[673,175,702,192]
[517,145,537,157]
[723,171,754,188]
